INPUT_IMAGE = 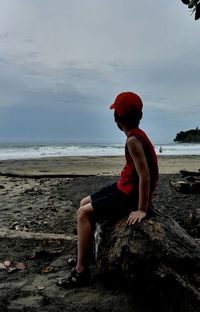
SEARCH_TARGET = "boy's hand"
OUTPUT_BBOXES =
[127,210,146,225]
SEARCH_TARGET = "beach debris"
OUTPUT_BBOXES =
[24,186,43,195]
[27,254,36,260]
[191,181,200,193]
[15,225,20,231]
[180,169,200,178]
[169,180,191,193]
[12,223,29,232]
[15,261,26,271]
[0,228,77,242]
[7,267,18,274]
[186,176,200,182]
[27,250,50,260]
[0,172,95,179]
[169,171,200,193]
[36,284,46,290]
[4,260,11,267]
[41,265,56,274]
[170,180,200,193]
[0,262,7,270]
[28,249,63,260]
[0,260,26,273]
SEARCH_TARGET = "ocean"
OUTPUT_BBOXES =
[0,142,200,160]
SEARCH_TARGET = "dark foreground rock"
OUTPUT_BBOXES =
[95,211,200,311]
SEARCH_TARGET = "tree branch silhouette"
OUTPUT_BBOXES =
[181,0,200,20]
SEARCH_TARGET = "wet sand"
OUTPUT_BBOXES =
[0,155,199,175]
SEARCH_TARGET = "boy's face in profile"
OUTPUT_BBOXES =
[116,121,123,131]
[113,109,142,132]
[114,112,124,131]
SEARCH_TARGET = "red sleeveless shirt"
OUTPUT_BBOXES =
[117,128,158,198]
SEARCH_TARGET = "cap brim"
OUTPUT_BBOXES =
[110,103,115,110]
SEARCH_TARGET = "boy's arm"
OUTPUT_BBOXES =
[126,136,150,225]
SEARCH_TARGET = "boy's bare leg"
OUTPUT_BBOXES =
[76,201,95,273]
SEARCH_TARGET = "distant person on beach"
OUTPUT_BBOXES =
[57,91,158,288]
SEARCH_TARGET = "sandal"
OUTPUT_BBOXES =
[57,267,91,288]
[67,257,77,267]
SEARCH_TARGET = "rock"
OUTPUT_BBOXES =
[0,262,7,270]
[7,267,18,274]
[94,209,200,311]
[169,180,191,192]
[3,260,11,267]
[15,262,26,271]
[174,128,200,143]
[36,285,45,290]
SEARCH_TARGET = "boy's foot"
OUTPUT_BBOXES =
[56,267,91,288]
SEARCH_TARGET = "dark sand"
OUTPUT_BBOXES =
[0,156,199,311]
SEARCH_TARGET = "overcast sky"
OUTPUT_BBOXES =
[0,0,199,144]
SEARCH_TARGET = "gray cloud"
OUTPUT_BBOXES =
[0,0,199,143]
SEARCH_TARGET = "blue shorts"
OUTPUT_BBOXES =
[90,183,138,220]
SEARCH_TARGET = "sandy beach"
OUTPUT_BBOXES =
[0,155,199,311]
[0,155,199,176]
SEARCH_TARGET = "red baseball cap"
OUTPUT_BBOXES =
[110,91,143,116]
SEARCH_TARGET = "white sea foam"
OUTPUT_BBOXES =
[0,142,200,160]
[0,143,124,160]
[155,143,200,156]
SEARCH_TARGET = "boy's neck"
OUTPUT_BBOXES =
[124,126,139,137]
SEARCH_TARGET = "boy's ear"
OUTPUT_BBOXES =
[134,110,143,121]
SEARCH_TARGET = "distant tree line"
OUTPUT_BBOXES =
[181,0,200,20]
[174,127,200,142]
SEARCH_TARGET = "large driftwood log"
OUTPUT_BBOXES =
[169,180,200,193]
[94,209,200,311]
[0,229,77,241]
[180,169,200,178]
[169,169,200,194]
[0,171,95,179]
